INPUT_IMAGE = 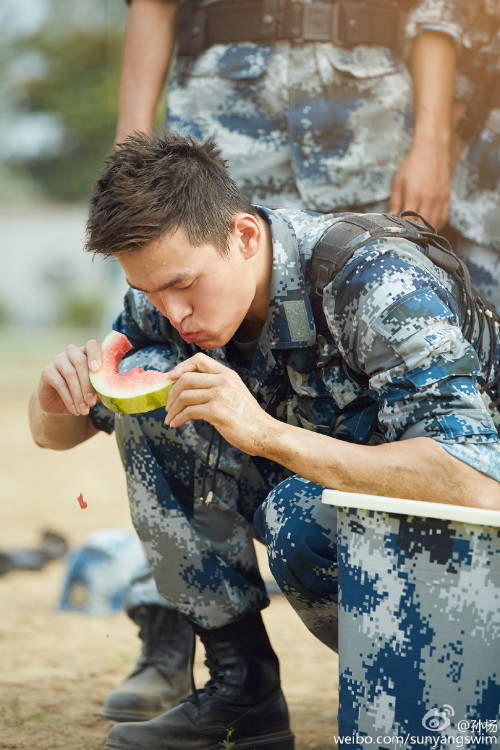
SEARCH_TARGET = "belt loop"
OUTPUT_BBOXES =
[260,0,278,37]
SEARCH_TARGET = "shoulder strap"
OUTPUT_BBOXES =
[310,211,466,336]
[309,212,500,406]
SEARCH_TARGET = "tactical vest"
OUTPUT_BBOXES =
[308,211,500,415]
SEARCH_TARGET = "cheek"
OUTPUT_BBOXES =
[145,293,166,316]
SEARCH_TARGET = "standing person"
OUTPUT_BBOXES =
[116,0,460,226]
[447,0,500,310]
[104,0,464,720]
[29,134,500,750]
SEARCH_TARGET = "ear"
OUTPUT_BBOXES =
[231,213,261,259]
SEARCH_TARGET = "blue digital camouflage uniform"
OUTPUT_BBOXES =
[332,504,500,744]
[448,1,500,311]
[90,206,500,607]
[90,207,500,736]
[165,0,463,211]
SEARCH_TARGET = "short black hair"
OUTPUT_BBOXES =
[85,133,257,257]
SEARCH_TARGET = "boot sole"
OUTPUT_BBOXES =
[101,707,165,722]
[104,728,295,750]
[101,688,191,722]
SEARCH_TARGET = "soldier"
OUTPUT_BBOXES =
[116,0,462,224]
[108,0,464,719]
[29,134,500,750]
[447,0,500,311]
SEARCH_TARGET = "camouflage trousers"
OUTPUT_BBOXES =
[331,506,500,745]
[114,343,291,627]
[166,42,413,212]
[260,491,500,744]
[114,345,339,630]
[116,393,339,636]
[455,235,500,314]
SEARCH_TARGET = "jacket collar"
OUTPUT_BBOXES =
[257,207,316,350]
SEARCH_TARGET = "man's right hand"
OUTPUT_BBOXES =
[37,340,102,416]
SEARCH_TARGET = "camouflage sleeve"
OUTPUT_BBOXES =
[326,238,500,482]
[405,0,464,46]
[89,401,115,435]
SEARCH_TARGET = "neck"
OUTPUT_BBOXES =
[242,215,273,338]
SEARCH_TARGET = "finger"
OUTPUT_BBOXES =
[165,388,213,428]
[57,346,96,413]
[83,339,103,372]
[42,363,81,416]
[400,188,427,223]
[389,174,404,217]
[166,372,222,410]
[67,344,99,408]
[434,196,450,231]
[413,196,437,228]
[166,353,228,380]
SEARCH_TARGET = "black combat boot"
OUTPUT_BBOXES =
[104,612,295,750]
[101,606,194,721]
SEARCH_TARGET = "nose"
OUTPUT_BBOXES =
[157,290,192,327]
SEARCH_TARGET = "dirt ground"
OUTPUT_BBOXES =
[0,328,339,750]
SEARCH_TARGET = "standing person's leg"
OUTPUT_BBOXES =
[454,235,500,313]
[101,565,194,722]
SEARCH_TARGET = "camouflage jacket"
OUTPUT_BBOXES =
[91,207,500,484]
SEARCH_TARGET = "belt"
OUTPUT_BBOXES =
[177,0,405,56]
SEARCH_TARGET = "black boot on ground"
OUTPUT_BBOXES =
[101,606,194,722]
[104,612,295,750]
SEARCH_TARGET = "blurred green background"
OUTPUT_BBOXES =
[0,0,133,332]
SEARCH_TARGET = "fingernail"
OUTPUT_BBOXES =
[71,405,78,416]
[90,360,100,372]
[79,403,89,415]
[86,393,97,405]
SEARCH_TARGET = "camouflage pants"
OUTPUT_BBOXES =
[115,345,292,628]
[259,492,500,744]
[332,506,500,745]
[114,345,338,630]
[166,42,412,211]
[117,394,339,636]
[455,235,500,314]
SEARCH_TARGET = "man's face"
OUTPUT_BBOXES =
[117,226,261,350]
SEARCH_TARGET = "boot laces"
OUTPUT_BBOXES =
[132,608,184,675]
[183,639,229,708]
[203,641,227,696]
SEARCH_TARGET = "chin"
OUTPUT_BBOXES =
[198,332,232,351]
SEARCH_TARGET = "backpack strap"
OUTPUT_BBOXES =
[309,211,445,337]
[309,212,500,408]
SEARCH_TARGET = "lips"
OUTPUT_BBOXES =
[180,331,203,344]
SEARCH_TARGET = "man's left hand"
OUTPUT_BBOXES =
[389,138,451,230]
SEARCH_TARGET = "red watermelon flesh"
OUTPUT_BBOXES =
[89,331,174,413]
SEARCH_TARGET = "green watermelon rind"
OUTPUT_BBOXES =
[89,331,175,414]
[95,382,175,414]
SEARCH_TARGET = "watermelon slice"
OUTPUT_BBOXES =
[89,331,175,414]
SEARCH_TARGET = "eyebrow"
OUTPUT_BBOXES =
[127,271,191,294]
